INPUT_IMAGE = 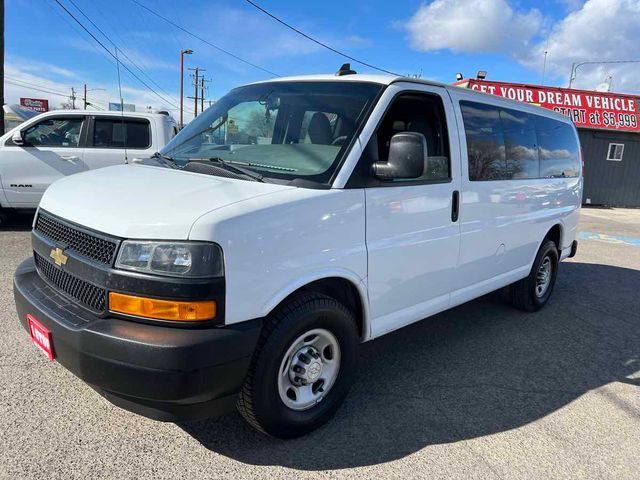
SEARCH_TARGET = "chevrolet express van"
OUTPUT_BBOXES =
[13,72,581,438]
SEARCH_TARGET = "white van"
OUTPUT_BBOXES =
[14,73,581,438]
[0,110,177,216]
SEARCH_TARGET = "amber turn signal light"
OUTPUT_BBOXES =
[108,292,216,321]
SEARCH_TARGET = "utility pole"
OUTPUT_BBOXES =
[199,75,211,113]
[0,0,5,136]
[187,67,203,117]
[200,76,205,113]
[70,87,77,109]
[83,84,87,109]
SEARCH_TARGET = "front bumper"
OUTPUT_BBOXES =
[14,257,262,422]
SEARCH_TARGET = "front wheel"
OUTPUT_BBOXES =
[237,293,359,438]
[510,239,559,311]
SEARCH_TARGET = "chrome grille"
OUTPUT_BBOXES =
[34,212,118,265]
[34,252,106,313]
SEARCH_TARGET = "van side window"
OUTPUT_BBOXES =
[536,117,580,178]
[460,102,506,180]
[501,109,539,179]
[93,119,151,149]
[23,117,83,148]
[461,101,580,180]
[373,93,450,182]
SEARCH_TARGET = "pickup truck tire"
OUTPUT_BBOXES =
[237,292,359,438]
[510,240,559,312]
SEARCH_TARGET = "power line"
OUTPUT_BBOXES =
[44,0,119,71]
[5,79,108,110]
[5,80,71,98]
[131,0,280,77]
[5,75,71,95]
[6,75,117,110]
[65,0,189,112]
[243,0,399,76]
[53,0,181,110]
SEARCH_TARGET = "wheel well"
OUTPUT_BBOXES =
[282,277,365,340]
[544,224,562,251]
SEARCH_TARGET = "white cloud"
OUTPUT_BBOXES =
[403,0,640,92]
[524,0,640,92]
[404,0,542,54]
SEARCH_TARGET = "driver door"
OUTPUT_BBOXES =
[1,115,87,207]
[362,84,462,337]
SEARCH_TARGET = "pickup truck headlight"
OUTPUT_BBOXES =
[115,241,224,278]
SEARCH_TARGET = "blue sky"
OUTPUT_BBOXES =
[5,0,640,119]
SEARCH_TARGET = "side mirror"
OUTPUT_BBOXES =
[12,130,25,146]
[372,132,426,180]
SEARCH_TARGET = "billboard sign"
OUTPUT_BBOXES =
[19,97,49,113]
[108,102,136,112]
[457,79,640,132]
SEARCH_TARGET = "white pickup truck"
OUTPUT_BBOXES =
[0,110,177,217]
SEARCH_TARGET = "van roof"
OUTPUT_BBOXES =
[250,74,573,123]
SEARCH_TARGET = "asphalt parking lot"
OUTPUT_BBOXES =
[1,208,638,480]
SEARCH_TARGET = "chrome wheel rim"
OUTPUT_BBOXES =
[535,256,552,297]
[277,328,341,411]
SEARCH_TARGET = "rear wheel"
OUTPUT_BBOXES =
[237,293,359,438]
[511,239,559,311]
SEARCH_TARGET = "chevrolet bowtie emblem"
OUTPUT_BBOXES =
[50,247,68,266]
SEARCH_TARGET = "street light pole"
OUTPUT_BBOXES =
[179,49,193,129]
[568,59,640,88]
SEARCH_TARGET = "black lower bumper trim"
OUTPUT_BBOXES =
[13,257,262,421]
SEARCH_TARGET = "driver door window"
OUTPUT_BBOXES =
[24,117,84,147]
[368,93,451,184]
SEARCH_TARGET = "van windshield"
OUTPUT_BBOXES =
[160,81,382,185]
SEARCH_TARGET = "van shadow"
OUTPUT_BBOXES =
[0,212,34,232]
[179,261,639,470]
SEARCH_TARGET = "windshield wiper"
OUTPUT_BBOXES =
[207,157,265,182]
[151,152,179,168]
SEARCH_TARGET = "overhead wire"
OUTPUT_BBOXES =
[53,0,182,111]
[243,0,399,76]
[5,78,108,109]
[130,0,280,77]
[65,0,191,113]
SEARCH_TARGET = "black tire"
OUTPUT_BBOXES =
[510,239,559,311]
[237,292,359,438]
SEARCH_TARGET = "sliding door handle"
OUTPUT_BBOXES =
[451,190,460,222]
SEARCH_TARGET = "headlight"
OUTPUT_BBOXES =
[115,241,224,278]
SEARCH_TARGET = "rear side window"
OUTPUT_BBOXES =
[501,109,539,179]
[93,119,150,149]
[460,101,580,180]
[536,117,581,177]
[459,102,505,181]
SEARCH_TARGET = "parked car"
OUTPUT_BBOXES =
[14,71,581,438]
[0,110,177,217]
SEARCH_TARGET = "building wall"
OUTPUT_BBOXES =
[579,129,640,207]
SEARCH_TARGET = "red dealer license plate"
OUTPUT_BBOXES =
[27,314,55,361]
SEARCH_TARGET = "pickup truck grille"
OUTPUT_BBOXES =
[34,212,118,265]
[34,252,107,313]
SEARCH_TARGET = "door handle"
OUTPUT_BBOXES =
[451,190,460,222]
[60,155,79,163]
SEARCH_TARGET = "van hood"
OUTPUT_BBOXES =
[39,164,294,239]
